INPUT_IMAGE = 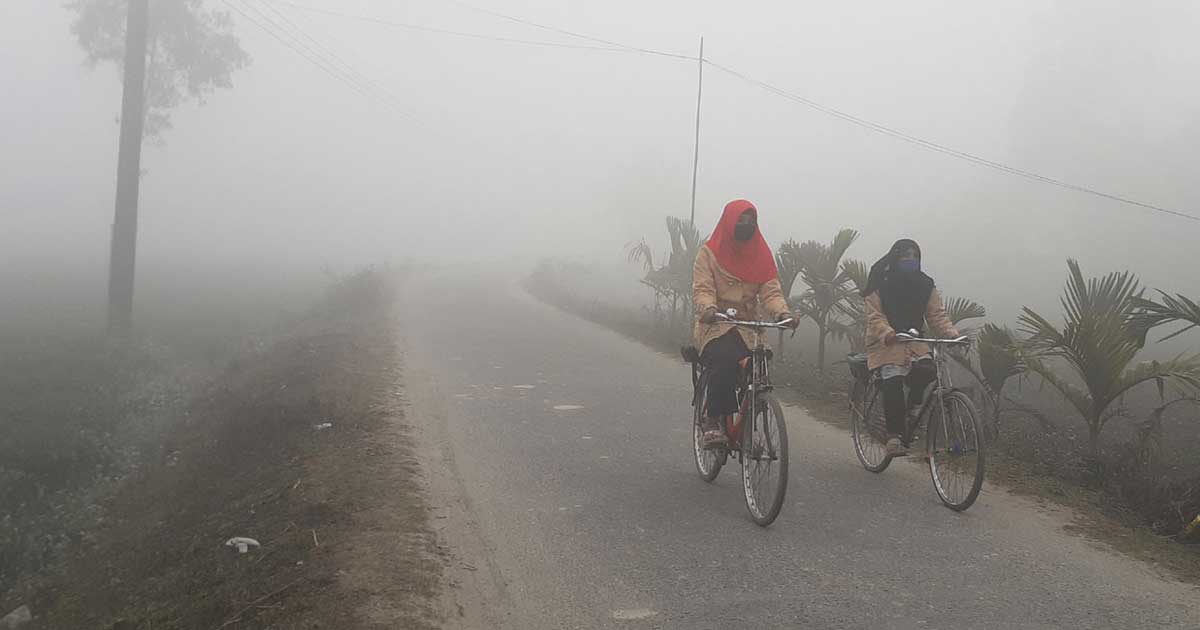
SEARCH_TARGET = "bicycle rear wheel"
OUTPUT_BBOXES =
[850,380,892,473]
[741,393,788,526]
[927,390,985,511]
[692,382,723,482]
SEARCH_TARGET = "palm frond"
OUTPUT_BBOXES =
[1012,259,1198,447]
[1109,356,1200,407]
[624,239,654,271]
[775,239,804,299]
[977,324,1024,395]
[943,296,987,325]
[828,228,860,263]
[841,258,869,293]
[1132,291,1200,344]
[1019,353,1094,422]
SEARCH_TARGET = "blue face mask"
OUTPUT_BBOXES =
[895,259,920,273]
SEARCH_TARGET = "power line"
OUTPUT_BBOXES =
[704,60,1200,223]
[439,0,696,61]
[427,2,1199,223]
[234,1,1197,223]
[265,0,683,56]
[227,0,370,94]
[247,0,433,128]
[222,0,429,127]
[252,0,379,87]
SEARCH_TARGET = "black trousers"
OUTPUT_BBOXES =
[880,359,936,436]
[701,330,751,417]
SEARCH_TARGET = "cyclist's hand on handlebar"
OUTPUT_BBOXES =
[776,312,800,329]
[884,331,899,346]
[699,307,719,325]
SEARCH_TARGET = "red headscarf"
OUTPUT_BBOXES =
[703,199,778,284]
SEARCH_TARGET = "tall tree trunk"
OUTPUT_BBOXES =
[107,0,150,338]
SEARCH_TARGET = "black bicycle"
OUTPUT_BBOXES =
[847,331,986,511]
[682,311,792,526]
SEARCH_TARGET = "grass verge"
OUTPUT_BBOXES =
[1,268,441,629]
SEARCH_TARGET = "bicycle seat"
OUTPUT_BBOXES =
[680,345,700,364]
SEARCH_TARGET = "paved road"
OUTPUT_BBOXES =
[401,268,1199,630]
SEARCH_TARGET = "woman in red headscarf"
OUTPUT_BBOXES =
[692,200,797,447]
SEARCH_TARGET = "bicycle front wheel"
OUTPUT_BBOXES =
[741,394,789,526]
[850,380,892,473]
[927,390,985,511]
[692,381,723,483]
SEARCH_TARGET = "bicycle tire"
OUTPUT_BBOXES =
[741,394,788,526]
[692,380,723,482]
[927,390,986,511]
[850,380,892,473]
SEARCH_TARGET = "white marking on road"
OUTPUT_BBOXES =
[553,405,584,410]
[581,436,593,440]
[612,609,657,620]
[513,385,536,389]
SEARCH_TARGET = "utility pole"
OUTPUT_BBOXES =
[107,0,149,338]
[688,36,704,229]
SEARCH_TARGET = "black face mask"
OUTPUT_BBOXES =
[734,223,756,241]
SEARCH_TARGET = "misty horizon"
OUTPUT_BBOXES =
[4,0,1198,329]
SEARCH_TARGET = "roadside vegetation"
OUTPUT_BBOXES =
[0,267,440,629]
[528,217,1200,562]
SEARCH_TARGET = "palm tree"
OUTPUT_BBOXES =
[837,258,870,353]
[625,238,666,320]
[625,217,702,328]
[775,239,804,302]
[972,323,1034,433]
[774,240,806,352]
[1132,291,1200,344]
[792,229,859,371]
[663,217,703,325]
[1018,260,1200,457]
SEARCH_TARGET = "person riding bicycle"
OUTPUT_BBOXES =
[862,238,960,456]
[692,199,797,448]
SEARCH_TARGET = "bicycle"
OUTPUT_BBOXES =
[847,330,986,511]
[681,310,793,526]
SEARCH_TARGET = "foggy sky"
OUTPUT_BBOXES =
[3,0,1199,328]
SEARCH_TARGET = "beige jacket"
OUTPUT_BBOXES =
[864,289,959,370]
[692,246,790,352]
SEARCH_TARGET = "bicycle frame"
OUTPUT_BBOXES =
[694,313,792,451]
[895,333,970,444]
[852,332,969,445]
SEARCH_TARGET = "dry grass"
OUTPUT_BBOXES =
[1,267,442,629]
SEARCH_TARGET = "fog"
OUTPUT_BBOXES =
[3,0,1198,329]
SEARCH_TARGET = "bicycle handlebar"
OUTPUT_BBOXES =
[712,311,795,329]
[894,331,970,345]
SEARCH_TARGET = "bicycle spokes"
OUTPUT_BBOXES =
[741,395,789,526]
[928,393,985,510]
